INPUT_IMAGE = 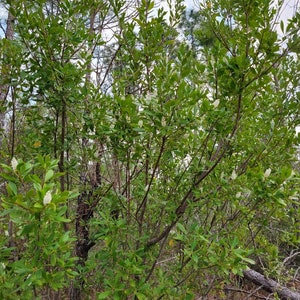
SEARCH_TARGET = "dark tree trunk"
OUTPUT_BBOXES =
[69,190,96,300]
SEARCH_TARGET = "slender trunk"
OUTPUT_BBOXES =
[59,99,66,191]
[10,88,16,160]
[69,9,97,299]
[54,110,59,158]
[69,189,96,300]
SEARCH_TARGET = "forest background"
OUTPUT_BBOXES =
[0,0,300,299]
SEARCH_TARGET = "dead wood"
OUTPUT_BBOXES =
[243,269,300,300]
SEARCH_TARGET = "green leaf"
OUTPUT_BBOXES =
[176,222,186,233]
[135,292,147,300]
[280,20,284,33]
[21,223,35,235]
[50,255,57,266]
[52,215,71,223]
[33,182,42,191]
[8,182,17,196]
[45,169,54,182]
[241,257,255,265]
[0,163,13,172]
[0,173,18,182]
[275,198,286,206]
[33,202,44,209]
[97,291,112,299]
[68,191,79,199]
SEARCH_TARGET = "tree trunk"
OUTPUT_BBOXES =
[243,269,300,300]
[69,8,98,300]
[69,189,96,300]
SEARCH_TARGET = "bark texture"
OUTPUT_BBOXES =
[243,269,300,300]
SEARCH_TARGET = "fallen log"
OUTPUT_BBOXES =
[243,269,300,300]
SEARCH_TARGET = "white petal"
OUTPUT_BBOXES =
[212,99,219,108]
[231,170,237,180]
[11,157,18,171]
[264,168,271,178]
[43,191,52,205]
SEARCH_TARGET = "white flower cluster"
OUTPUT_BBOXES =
[264,168,271,180]
[43,191,52,205]
[11,157,18,172]
[212,99,219,108]
[230,170,237,180]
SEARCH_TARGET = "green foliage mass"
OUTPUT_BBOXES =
[0,0,299,298]
[0,156,77,298]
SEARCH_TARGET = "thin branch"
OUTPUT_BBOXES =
[224,286,268,300]
[136,135,167,222]
[99,43,122,88]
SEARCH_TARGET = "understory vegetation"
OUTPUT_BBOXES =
[0,0,299,299]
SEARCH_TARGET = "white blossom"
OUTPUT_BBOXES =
[212,99,219,108]
[11,157,18,171]
[146,92,157,101]
[231,170,237,180]
[182,154,192,168]
[43,191,52,205]
[264,168,271,179]
[236,192,242,198]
